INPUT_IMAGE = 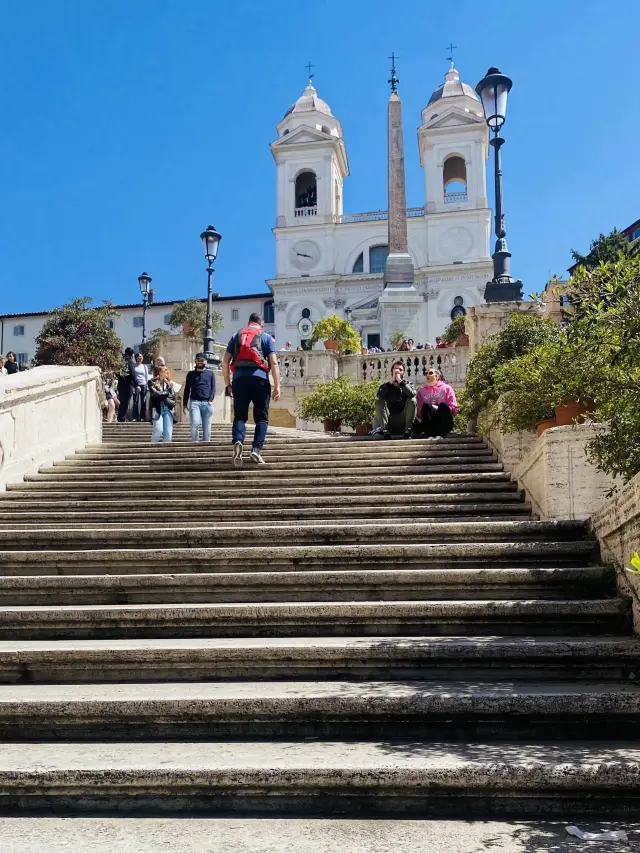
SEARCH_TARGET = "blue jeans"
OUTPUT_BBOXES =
[232,376,271,450]
[151,407,174,443]
[132,386,147,421]
[189,400,214,442]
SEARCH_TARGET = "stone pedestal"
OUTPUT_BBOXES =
[378,287,423,350]
[466,301,544,353]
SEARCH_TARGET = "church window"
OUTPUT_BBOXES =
[263,300,275,324]
[321,125,331,134]
[369,245,388,274]
[450,295,466,320]
[352,253,364,274]
[301,308,311,319]
[295,171,317,210]
[443,155,468,202]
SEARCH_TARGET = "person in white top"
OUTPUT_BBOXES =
[132,353,150,421]
[0,357,7,376]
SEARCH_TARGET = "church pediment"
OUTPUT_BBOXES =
[271,126,337,148]
[425,108,484,129]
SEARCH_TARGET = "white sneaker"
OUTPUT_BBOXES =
[232,442,243,467]
[250,449,266,465]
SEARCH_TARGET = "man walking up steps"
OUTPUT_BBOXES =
[222,312,281,467]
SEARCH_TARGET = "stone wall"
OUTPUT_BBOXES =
[466,301,545,353]
[0,366,102,490]
[591,474,640,631]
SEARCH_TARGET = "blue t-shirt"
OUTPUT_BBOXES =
[227,328,276,381]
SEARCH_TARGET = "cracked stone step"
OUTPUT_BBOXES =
[0,566,608,605]
[0,520,589,551]
[0,542,597,575]
[0,599,625,640]
[0,740,638,817]
[0,635,636,684]
[0,680,639,741]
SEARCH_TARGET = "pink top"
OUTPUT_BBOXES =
[417,380,458,415]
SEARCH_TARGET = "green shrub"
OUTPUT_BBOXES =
[167,298,222,341]
[298,377,352,423]
[441,315,466,345]
[308,315,361,353]
[341,380,379,429]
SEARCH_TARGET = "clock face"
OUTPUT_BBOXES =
[290,240,321,271]
[439,226,473,260]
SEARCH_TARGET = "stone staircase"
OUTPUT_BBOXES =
[0,421,638,817]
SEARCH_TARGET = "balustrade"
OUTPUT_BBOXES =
[337,206,424,224]
[340,348,469,386]
[444,192,468,203]
[274,351,338,387]
[294,206,317,218]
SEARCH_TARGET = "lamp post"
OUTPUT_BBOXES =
[200,225,222,365]
[475,67,522,302]
[345,306,353,325]
[137,272,152,346]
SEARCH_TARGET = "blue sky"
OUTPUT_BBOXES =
[0,0,638,314]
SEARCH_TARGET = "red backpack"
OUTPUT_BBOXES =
[232,326,271,373]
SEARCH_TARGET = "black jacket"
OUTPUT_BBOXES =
[118,355,137,385]
[147,378,176,422]
[377,380,416,414]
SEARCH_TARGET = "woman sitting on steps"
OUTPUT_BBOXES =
[414,368,458,440]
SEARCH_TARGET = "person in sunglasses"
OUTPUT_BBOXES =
[414,368,458,440]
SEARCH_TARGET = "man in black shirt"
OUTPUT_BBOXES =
[374,360,416,439]
[116,347,138,423]
[183,353,216,442]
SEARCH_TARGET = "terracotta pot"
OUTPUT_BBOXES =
[355,423,370,436]
[456,333,470,347]
[323,418,342,432]
[182,323,194,334]
[323,339,340,352]
[554,400,588,426]
[536,418,557,437]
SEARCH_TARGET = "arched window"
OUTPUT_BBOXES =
[352,252,364,274]
[443,155,468,202]
[369,245,388,274]
[294,171,317,214]
[263,300,275,324]
[450,295,466,320]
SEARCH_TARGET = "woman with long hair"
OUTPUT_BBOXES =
[5,352,18,375]
[148,361,176,443]
[415,368,458,440]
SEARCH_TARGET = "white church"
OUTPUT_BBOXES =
[268,64,493,351]
[0,65,494,361]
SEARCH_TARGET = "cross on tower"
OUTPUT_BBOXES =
[446,42,458,68]
[305,61,315,82]
[388,52,399,93]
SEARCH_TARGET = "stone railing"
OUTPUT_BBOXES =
[294,206,317,218]
[341,348,469,386]
[275,351,339,387]
[337,206,424,224]
[444,191,468,203]
[0,366,102,490]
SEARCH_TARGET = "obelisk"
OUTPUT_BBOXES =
[378,54,421,346]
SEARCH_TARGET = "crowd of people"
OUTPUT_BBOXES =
[366,336,449,354]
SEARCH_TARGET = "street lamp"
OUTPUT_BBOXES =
[200,225,222,364]
[345,306,353,325]
[137,271,153,345]
[475,67,522,302]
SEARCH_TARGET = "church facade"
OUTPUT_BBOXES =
[268,66,494,350]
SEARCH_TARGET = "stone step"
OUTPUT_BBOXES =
[0,542,596,575]
[0,490,522,509]
[0,740,638,816]
[9,470,514,492]
[0,599,625,640]
[1,680,640,741]
[0,566,608,605]
[0,520,586,551]
[43,454,499,475]
[0,505,532,527]
[0,635,635,684]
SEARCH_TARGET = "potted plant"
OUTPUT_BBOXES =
[298,377,351,431]
[308,315,361,354]
[167,298,222,341]
[493,345,561,435]
[442,315,469,347]
[341,380,379,436]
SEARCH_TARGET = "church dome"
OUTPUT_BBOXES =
[284,83,333,119]
[427,67,480,106]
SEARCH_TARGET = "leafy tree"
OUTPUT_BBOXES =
[571,228,639,271]
[167,298,222,341]
[141,328,169,360]
[34,297,123,375]
[308,315,361,353]
[389,331,406,350]
[441,315,466,345]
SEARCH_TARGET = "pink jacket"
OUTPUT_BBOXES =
[417,380,458,415]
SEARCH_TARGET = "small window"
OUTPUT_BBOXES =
[17,353,28,365]
[352,253,364,274]
[133,316,144,328]
[106,320,115,330]
[631,228,640,241]
[163,314,172,325]
[231,309,239,321]
[263,300,275,324]
[369,245,388,274]
[301,308,311,319]
[13,325,25,336]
